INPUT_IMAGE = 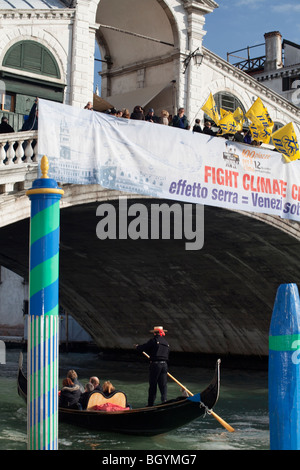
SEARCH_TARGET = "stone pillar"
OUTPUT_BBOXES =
[70,0,96,107]
[183,0,217,124]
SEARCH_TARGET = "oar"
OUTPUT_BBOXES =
[142,351,235,433]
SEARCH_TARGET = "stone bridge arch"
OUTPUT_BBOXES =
[1,182,300,241]
[1,182,300,360]
[0,0,300,358]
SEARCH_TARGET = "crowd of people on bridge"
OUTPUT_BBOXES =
[84,101,265,147]
[0,95,264,149]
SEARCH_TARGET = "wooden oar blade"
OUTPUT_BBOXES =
[210,410,235,432]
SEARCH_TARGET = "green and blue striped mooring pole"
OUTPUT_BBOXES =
[26,156,64,450]
[269,283,300,450]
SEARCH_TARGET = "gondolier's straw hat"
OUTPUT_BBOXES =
[150,326,167,333]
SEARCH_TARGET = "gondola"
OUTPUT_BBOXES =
[17,353,221,436]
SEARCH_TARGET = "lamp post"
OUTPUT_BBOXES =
[183,47,204,74]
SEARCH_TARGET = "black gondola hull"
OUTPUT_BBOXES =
[17,355,220,436]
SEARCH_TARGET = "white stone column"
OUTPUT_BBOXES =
[70,0,96,108]
[183,0,218,124]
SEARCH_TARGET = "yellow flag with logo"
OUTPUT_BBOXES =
[258,124,274,144]
[271,122,300,162]
[218,112,238,134]
[232,107,244,131]
[220,108,230,119]
[249,122,273,144]
[246,97,274,143]
[201,93,219,125]
[245,97,274,130]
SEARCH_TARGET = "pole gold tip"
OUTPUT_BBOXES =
[41,156,49,179]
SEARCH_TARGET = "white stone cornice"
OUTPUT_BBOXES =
[0,9,75,21]
[256,65,300,82]
[183,0,219,15]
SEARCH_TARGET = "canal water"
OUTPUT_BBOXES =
[0,349,269,451]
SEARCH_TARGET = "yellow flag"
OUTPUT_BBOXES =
[271,122,300,162]
[249,122,273,144]
[245,97,274,130]
[220,108,230,118]
[233,107,244,122]
[218,112,238,134]
[235,119,244,132]
[258,124,274,144]
[201,93,219,125]
[249,122,260,140]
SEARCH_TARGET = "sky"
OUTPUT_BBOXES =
[203,0,300,61]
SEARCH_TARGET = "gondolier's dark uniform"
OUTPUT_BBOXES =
[136,326,170,407]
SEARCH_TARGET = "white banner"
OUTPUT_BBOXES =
[38,99,300,222]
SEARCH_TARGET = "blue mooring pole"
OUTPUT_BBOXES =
[26,156,64,450]
[269,283,300,450]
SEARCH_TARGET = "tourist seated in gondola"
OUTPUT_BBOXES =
[90,376,102,391]
[101,380,131,408]
[102,380,116,397]
[79,382,94,410]
[59,378,82,409]
[67,369,85,393]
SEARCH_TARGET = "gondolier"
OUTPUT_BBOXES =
[136,326,170,407]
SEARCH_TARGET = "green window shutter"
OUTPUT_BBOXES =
[4,43,22,68]
[23,42,43,73]
[42,51,60,77]
[3,40,61,79]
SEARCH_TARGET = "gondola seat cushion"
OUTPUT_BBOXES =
[87,391,128,410]
[92,403,130,412]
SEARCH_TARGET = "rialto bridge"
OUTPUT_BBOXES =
[0,0,300,363]
[1,130,300,362]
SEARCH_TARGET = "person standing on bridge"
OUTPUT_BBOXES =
[172,108,189,130]
[0,116,14,133]
[136,326,170,407]
[22,98,38,131]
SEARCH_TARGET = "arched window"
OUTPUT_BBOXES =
[3,40,61,79]
[0,40,64,122]
[213,91,246,115]
[203,91,248,128]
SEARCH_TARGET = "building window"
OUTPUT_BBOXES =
[3,40,61,79]
[1,92,15,112]
[282,76,300,92]
[214,92,246,115]
[203,91,247,126]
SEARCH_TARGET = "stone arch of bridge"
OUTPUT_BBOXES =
[1,194,300,358]
[1,184,300,242]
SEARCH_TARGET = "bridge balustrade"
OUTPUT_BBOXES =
[0,130,38,193]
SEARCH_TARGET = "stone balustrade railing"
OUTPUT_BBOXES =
[0,130,38,193]
[0,130,38,166]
